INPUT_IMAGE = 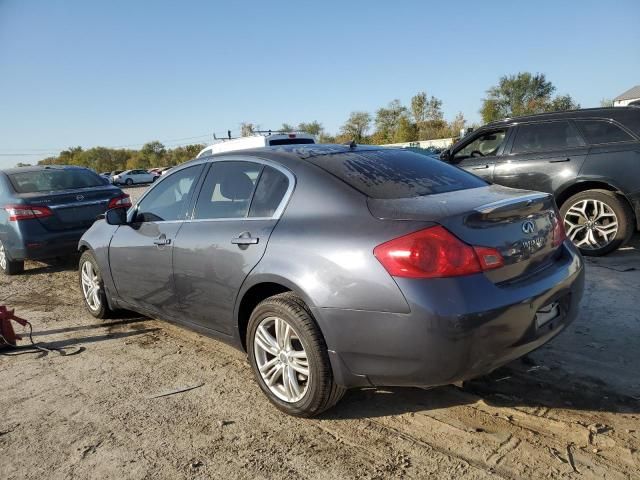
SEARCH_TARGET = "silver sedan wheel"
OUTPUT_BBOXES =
[81,260,101,311]
[254,316,310,403]
[564,199,618,250]
[0,241,6,270]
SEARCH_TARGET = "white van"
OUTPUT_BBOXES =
[196,131,315,158]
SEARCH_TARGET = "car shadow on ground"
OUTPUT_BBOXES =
[1,317,159,357]
[22,256,80,275]
[325,360,640,420]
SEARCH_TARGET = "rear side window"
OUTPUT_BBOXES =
[249,166,289,217]
[511,121,585,154]
[8,169,104,193]
[574,120,633,144]
[193,162,261,219]
[309,149,486,199]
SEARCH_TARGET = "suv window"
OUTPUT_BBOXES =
[453,130,507,161]
[511,121,585,154]
[574,120,633,144]
[248,166,290,217]
[308,149,486,199]
[135,165,201,222]
[193,161,261,219]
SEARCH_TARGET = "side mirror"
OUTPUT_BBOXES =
[439,149,451,162]
[105,207,128,226]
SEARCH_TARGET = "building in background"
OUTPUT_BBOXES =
[613,85,640,107]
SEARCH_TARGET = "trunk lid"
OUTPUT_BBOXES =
[15,186,124,231]
[367,185,562,283]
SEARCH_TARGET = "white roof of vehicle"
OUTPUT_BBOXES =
[196,132,315,158]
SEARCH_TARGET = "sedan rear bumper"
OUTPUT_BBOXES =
[313,242,584,388]
[2,227,85,261]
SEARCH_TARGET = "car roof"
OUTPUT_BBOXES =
[0,164,88,175]
[485,106,639,127]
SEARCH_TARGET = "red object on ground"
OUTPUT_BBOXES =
[0,306,28,347]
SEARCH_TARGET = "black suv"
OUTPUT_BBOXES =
[441,107,640,256]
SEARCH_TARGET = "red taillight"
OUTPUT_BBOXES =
[108,194,132,209]
[373,226,504,279]
[552,212,567,247]
[4,205,54,221]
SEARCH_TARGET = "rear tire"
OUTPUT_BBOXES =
[560,189,634,256]
[247,292,346,417]
[79,250,112,319]
[0,239,24,275]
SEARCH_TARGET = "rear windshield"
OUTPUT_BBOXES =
[8,169,105,193]
[309,149,487,199]
[268,138,315,146]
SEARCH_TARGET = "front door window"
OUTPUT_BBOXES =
[453,130,507,162]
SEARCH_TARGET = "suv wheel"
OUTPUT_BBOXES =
[247,292,345,417]
[0,239,24,275]
[79,250,112,318]
[560,189,634,256]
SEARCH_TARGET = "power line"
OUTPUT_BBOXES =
[0,133,213,155]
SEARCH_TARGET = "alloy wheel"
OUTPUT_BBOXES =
[0,241,6,270]
[81,260,102,311]
[563,199,618,250]
[253,316,310,403]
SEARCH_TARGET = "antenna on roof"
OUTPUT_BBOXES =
[228,130,232,140]
[347,140,357,149]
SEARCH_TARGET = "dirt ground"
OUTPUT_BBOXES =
[1,189,639,479]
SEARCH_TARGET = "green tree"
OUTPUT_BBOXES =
[480,72,578,123]
[339,111,372,143]
[240,122,256,136]
[394,116,418,143]
[549,94,580,112]
[600,98,614,108]
[280,123,295,132]
[297,121,323,137]
[374,100,408,143]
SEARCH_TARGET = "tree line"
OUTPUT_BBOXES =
[36,72,579,171]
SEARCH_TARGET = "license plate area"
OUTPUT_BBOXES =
[535,301,560,329]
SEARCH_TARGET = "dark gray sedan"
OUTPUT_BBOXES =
[78,145,584,417]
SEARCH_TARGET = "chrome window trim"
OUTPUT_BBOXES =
[190,155,295,221]
[128,155,295,224]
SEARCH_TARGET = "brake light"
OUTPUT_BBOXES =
[4,205,54,221]
[373,226,504,278]
[552,212,567,247]
[108,194,132,209]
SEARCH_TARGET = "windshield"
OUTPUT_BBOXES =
[8,169,105,193]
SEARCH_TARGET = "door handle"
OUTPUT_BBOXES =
[153,236,171,246]
[231,237,259,245]
[232,231,259,246]
[472,164,490,170]
[549,158,570,163]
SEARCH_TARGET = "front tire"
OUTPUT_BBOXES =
[560,189,634,256]
[0,239,24,275]
[79,250,112,318]
[125,178,133,186]
[247,292,345,417]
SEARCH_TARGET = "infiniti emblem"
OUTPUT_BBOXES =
[522,220,536,234]
[76,194,84,201]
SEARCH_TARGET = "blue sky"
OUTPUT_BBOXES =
[1,0,639,168]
